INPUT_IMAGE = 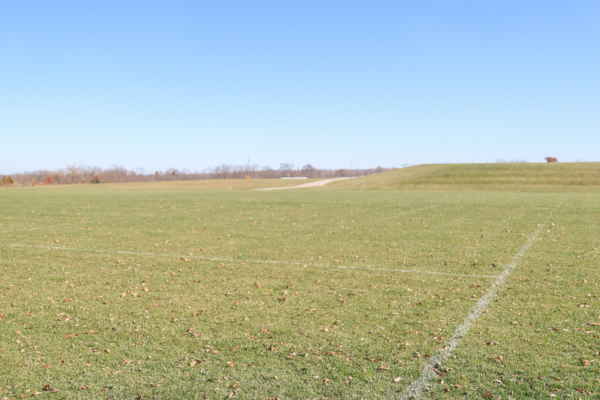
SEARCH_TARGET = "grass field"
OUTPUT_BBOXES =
[1,169,599,399]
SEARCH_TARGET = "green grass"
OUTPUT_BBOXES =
[0,182,598,399]
[328,162,600,191]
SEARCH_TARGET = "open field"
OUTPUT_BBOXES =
[1,172,599,399]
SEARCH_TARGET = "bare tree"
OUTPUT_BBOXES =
[301,164,317,178]
[279,163,294,177]
[2,163,395,186]
[210,164,233,179]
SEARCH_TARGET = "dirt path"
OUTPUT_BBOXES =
[257,177,356,191]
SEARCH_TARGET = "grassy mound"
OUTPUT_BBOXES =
[329,162,600,191]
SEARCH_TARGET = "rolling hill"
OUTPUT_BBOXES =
[328,162,600,191]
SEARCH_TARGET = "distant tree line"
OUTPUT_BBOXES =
[0,163,397,187]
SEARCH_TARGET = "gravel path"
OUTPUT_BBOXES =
[257,177,356,191]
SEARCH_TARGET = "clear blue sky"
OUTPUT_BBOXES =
[1,1,598,174]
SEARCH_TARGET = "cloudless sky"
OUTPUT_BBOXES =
[1,1,599,173]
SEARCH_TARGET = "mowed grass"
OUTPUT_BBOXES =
[0,183,598,399]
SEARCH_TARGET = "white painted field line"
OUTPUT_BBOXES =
[0,217,124,234]
[9,244,242,263]
[0,225,59,234]
[384,205,436,219]
[9,243,496,279]
[400,204,561,399]
[328,264,497,279]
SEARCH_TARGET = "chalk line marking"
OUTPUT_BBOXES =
[400,204,561,399]
[9,244,497,279]
[0,216,126,234]
[384,205,437,219]
[0,225,59,234]
[319,264,496,279]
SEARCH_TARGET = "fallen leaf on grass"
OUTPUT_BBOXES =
[64,333,78,338]
[582,360,591,366]
[393,377,402,383]
[377,366,390,372]
[42,384,58,392]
